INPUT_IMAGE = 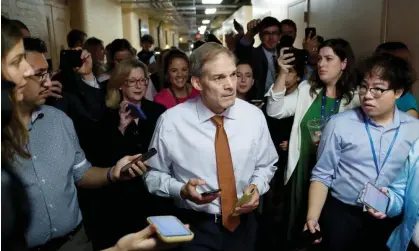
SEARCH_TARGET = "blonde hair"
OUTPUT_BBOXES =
[189,42,236,78]
[106,59,148,109]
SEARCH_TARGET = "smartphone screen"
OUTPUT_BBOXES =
[363,183,389,213]
[148,216,191,237]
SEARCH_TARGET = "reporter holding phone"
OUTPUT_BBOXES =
[266,39,360,240]
[306,54,419,251]
[368,139,419,251]
[144,42,278,251]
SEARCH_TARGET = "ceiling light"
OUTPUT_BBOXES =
[202,19,210,24]
[205,8,217,15]
[199,25,207,30]
[202,0,222,4]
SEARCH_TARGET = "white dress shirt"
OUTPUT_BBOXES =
[144,96,278,215]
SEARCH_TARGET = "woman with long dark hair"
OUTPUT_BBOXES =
[266,38,361,242]
[1,16,34,162]
[154,50,199,109]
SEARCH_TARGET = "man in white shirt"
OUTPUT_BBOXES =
[144,42,278,251]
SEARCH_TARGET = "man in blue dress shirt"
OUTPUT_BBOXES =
[14,37,147,251]
[305,54,419,251]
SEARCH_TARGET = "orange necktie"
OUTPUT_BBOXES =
[211,115,240,232]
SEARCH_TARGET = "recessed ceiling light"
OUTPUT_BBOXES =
[202,19,210,24]
[202,0,222,4]
[205,8,217,14]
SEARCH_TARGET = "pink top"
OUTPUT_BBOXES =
[154,87,200,109]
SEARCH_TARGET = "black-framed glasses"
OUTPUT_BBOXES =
[125,78,149,87]
[359,85,392,98]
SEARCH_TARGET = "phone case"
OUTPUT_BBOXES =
[231,189,256,216]
[147,216,194,243]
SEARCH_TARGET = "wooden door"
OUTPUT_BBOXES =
[45,3,70,71]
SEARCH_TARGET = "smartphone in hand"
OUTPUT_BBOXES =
[361,182,389,213]
[201,189,221,196]
[121,148,157,174]
[147,216,194,243]
[126,103,147,120]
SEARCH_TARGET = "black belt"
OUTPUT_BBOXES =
[29,223,83,251]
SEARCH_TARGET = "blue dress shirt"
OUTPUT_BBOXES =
[386,138,419,251]
[311,107,419,206]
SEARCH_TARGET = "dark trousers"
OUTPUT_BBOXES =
[319,196,401,251]
[174,209,257,251]
[408,242,419,251]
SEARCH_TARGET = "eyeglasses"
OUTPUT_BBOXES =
[359,85,392,98]
[261,31,280,37]
[31,71,50,83]
[125,78,149,87]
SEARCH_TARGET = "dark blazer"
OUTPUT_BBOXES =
[88,100,173,250]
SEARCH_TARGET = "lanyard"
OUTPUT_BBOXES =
[363,115,399,177]
[321,90,340,121]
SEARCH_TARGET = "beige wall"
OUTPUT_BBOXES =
[220,6,253,46]
[1,0,50,47]
[386,0,419,100]
[122,9,151,52]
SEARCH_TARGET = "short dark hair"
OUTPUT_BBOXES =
[358,53,415,95]
[375,42,409,53]
[259,16,281,32]
[140,34,154,44]
[281,19,297,32]
[23,37,47,54]
[237,60,252,68]
[10,19,29,32]
[84,37,103,50]
[67,29,87,48]
[110,39,133,60]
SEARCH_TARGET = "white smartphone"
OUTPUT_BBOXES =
[362,182,389,213]
[147,216,194,243]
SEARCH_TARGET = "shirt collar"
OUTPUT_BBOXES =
[196,96,238,123]
[31,106,44,124]
[262,46,276,58]
[360,106,405,129]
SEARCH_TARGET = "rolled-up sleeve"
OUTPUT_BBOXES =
[311,117,342,187]
[249,111,279,195]
[144,115,185,199]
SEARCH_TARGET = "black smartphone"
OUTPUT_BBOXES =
[283,48,309,66]
[201,189,221,196]
[305,27,316,39]
[298,229,322,248]
[59,50,83,70]
[121,148,157,174]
